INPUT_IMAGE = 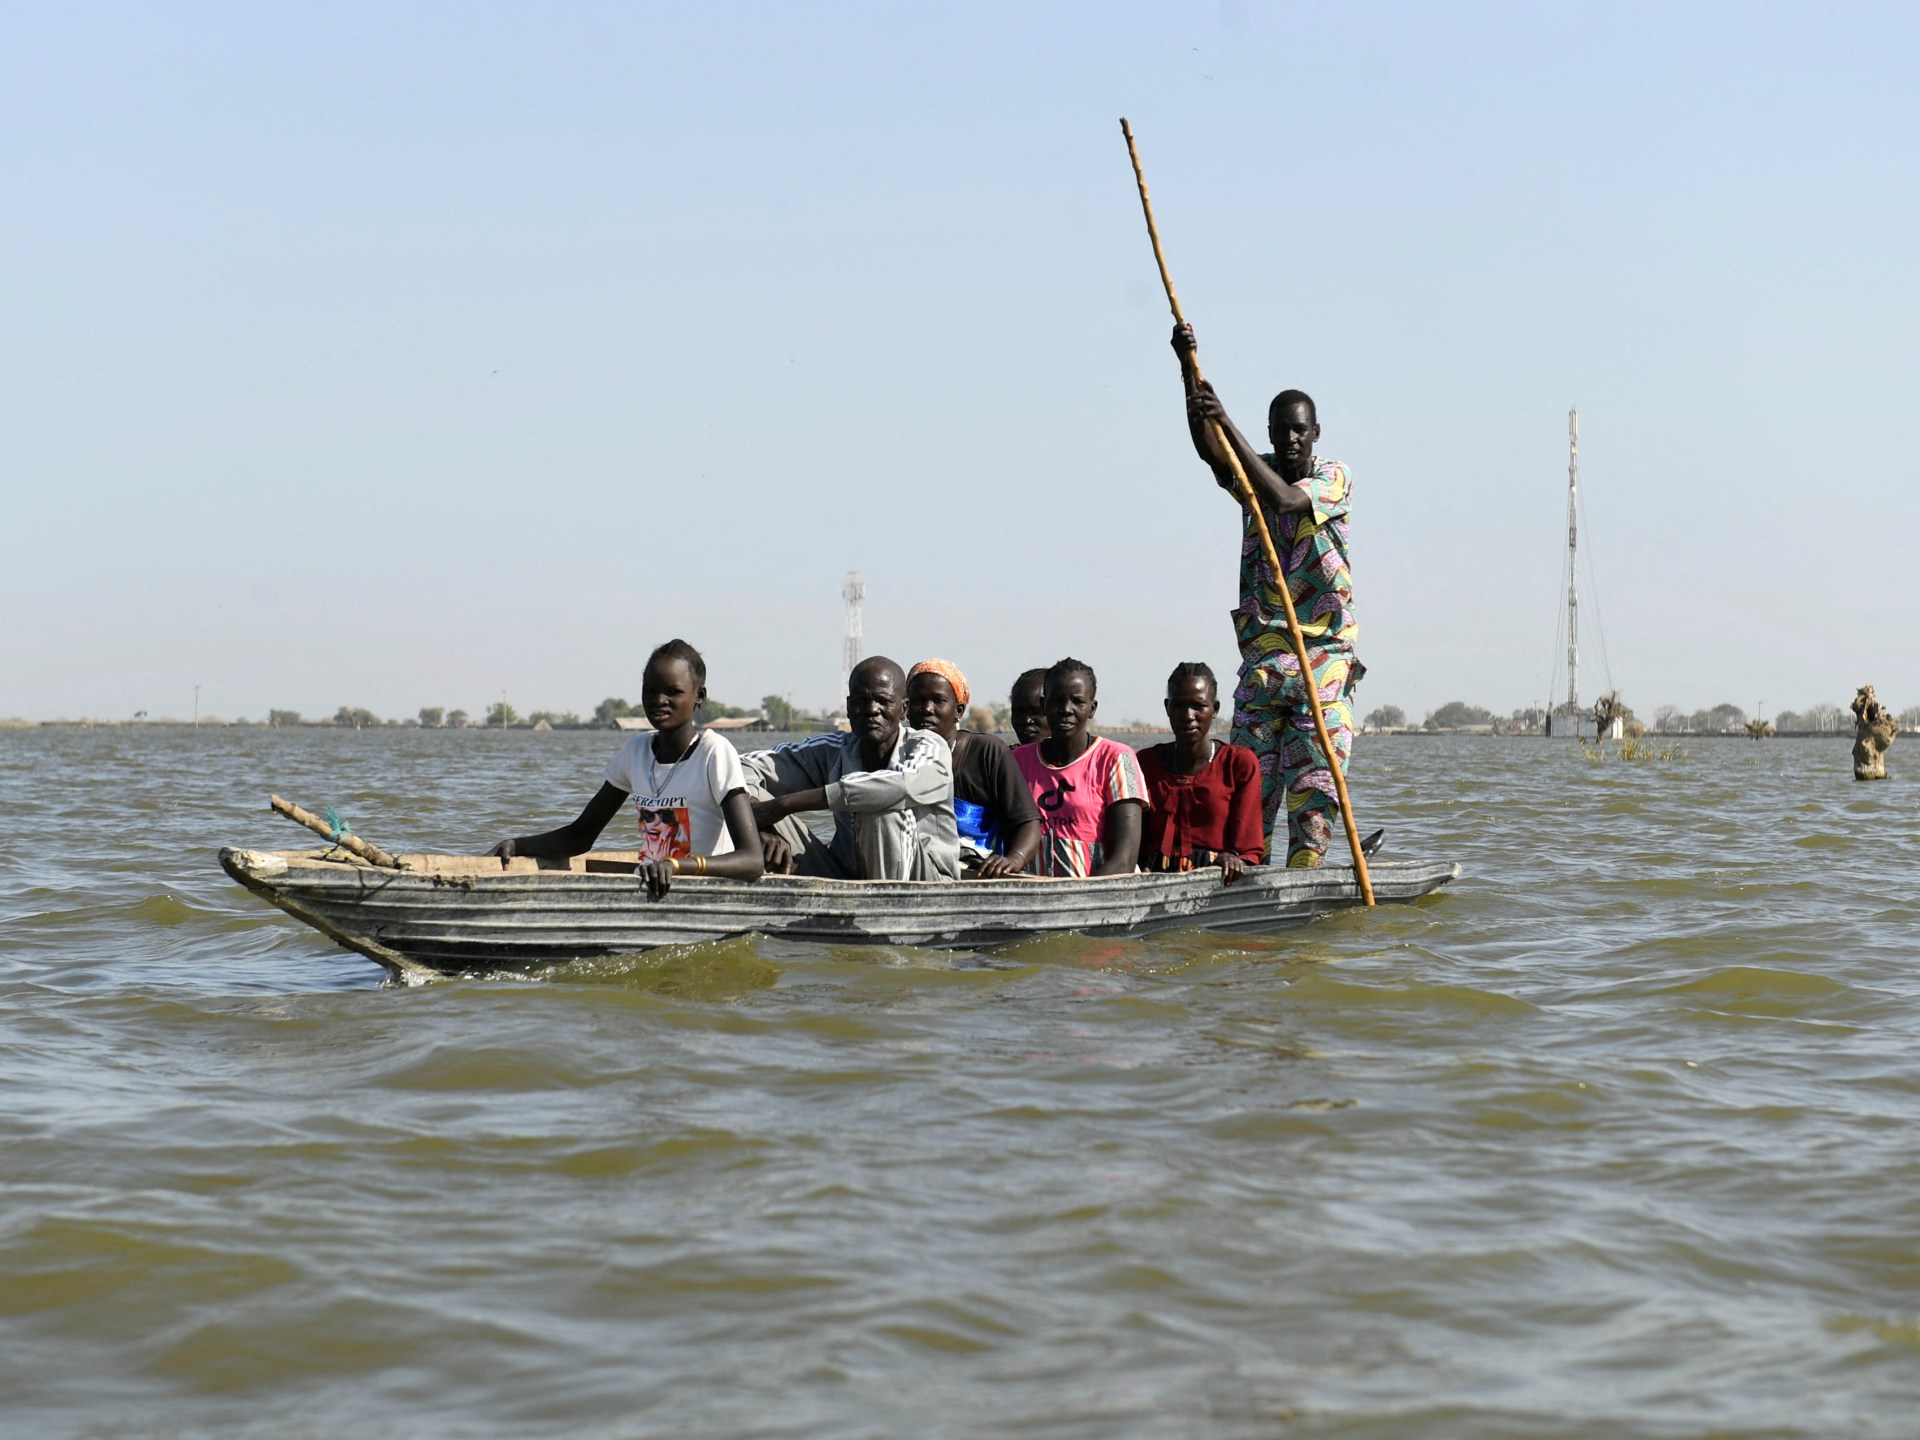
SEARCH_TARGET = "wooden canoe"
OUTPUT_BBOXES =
[219,847,1462,983]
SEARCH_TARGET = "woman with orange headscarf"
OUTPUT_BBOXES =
[905,659,1041,879]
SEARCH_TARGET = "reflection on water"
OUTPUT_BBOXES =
[2,727,1917,1437]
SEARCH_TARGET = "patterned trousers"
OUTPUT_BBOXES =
[1231,644,1362,868]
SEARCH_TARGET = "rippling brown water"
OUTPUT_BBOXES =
[3,727,1917,1437]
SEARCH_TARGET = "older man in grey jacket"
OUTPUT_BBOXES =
[743,656,960,881]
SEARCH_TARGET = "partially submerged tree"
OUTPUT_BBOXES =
[1708,702,1746,731]
[1593,692,1631,735]
[1851,686,1897,780]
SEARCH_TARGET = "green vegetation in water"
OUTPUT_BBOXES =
[1578,736,1685,763]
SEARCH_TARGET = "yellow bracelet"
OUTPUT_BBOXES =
[667,858,680,876]
[694,854,708,876]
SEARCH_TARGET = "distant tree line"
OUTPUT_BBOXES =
[1363,702,1548,733]
[266,706,473,728]
[1652,703,1757,734]
[1765,704,1916,734]
[1357,697,1919,737]
[588,695,761,727]
[253,695,813,730]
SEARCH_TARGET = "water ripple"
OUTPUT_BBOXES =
[2,728,1918,1436]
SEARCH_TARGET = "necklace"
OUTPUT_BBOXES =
[644,730,700,794]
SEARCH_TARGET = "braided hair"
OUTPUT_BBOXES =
[1045,656,1097,698]
[648,638,707,685]
[1166,661,1217,699]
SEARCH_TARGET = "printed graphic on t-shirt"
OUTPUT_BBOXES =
[1035,776,1077,812]
[634,803,692,862]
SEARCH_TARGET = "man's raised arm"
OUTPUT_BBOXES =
[1172,322,1236,486]
[827,732,952,813]
[1183,377,1313,516]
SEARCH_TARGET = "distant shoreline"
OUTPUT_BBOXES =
[0,720,1856,741]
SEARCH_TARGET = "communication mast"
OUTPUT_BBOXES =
[1563,407,1579,724]
[841,571,867,685]
[1546,406,1614,738]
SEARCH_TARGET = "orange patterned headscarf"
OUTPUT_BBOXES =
[908,659,970,711]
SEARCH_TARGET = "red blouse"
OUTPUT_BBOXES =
[1136,741,1265,867]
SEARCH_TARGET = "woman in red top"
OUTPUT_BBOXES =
[1137,662,1265,884]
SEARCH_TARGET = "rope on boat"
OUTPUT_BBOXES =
[269,795,406,870]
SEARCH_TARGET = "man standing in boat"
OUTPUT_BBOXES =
[1172,322,1363,867]
[741,656,961,881]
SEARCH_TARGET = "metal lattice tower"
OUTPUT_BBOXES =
[1564,407,1580,720]
[841,571,867,684]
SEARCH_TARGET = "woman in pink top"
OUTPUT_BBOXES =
[1012,658,1146,877]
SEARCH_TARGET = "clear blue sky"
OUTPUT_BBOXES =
[6,2,1917,724]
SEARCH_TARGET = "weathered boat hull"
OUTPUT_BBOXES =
[219,848,1462,982]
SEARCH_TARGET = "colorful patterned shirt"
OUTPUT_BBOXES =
[1233,454,1356,657]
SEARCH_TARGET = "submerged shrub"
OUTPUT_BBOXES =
[1579,736,1684,763]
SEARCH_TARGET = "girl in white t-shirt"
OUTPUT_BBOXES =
[488,640,764,897]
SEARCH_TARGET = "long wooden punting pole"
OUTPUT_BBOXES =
[269,795,406,871]
[1119,118,1374,905]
